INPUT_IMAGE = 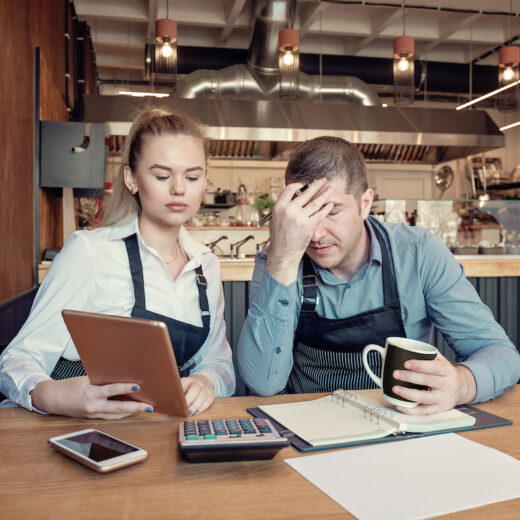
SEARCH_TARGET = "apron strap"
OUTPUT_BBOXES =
[124,234,146,308]
[370,221,400,308]
[301,256,319,311]
[300,220,400,312]
[194,265,211,330]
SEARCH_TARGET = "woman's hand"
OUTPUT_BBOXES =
[181,374,215,415]
[30,376,153,419]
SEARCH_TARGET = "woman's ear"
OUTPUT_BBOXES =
[123,165,138,194]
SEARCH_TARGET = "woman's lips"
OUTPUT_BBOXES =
[166,202,188,212]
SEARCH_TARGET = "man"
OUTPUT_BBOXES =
[237,136,520,415]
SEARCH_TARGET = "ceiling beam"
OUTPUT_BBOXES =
[417,12,482,58]
[219,0,248,43]
[297,1,329,37]
[344,7,402,56]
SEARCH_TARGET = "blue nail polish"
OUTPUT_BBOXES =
[188,410,193,416]
[146,407,153,413]
[132,385,139,391]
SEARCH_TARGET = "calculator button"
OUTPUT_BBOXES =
[204,434,217,440]
[185,435,199,441]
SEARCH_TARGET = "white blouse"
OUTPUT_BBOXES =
[0,217,236,410]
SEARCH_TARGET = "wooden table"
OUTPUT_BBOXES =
[1,387,519,519]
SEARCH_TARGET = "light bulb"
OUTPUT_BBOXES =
[282,50,294,66]
[161,40,173,58]
[503,66,514,82]
[397,56,409,72]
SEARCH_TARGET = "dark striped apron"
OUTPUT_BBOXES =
[288,221,407,393]
[51,233,210,380]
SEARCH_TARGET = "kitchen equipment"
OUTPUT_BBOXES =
[434,165,454,198]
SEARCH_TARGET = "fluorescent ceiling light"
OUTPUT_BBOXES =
[118,91,169,98]
[500,120,520,131]
[456,79,520,110]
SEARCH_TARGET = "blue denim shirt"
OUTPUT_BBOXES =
[237,218,520,400]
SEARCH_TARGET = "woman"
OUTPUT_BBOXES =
[0,108,235,418]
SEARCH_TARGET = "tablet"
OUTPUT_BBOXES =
[62,309,189,417]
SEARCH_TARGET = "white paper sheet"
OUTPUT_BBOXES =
[285,434,520,520]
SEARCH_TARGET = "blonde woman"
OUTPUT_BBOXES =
[0,109,235,418]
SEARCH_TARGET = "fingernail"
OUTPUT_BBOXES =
[188,410,193,416]
[145,407,153,413]
[404,361,411,369]
[393,370,400,378]
[132,385,139,391]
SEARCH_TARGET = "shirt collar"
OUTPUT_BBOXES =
[107,214,211,263]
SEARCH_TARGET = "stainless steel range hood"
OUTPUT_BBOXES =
[83,95,504,164]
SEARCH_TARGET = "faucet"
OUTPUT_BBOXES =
[230,235,254,259]
[204,235,228,253]
[256,238,270,253]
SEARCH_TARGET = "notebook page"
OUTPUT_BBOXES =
[285,434,520,520]
[351,392,476,433]
[259,396,395,446]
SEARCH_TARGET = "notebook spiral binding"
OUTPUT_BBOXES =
[332,389,358,406]
[332,390,394,426]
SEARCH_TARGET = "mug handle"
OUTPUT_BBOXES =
[362,344,385,388]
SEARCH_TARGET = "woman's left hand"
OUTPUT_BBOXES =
[181,374,215,415]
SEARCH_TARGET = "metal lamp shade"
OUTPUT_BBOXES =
[278,28,299,100]
[393,36,415,105]
[498,46,520,112]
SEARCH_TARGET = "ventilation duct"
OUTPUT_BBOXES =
[174,0,381,106]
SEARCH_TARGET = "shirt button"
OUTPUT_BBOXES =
[275,347,281,354]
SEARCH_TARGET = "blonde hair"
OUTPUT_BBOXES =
[102,108,207,227]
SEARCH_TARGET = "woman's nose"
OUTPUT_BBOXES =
[170,178,185,195]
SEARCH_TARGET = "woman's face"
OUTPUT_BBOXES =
[124,134,207,230]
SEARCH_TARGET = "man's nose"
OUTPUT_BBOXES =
[311,221,328,243]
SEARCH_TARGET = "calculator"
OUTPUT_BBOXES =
[178,417,289,462]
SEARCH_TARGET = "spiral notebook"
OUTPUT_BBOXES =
[256,390,479,448]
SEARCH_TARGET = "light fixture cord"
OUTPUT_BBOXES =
[509,0,512,42]
[166,0,169,19]
[402,0,406,37]
[469,21,473,103]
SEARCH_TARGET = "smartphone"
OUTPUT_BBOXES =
[48,429,148,473]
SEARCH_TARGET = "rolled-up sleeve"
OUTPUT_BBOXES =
[0,233,95,410]
[237,252,300,396]
[419,232,520,402]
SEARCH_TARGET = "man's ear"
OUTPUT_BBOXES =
[123,165,138,195]
[360,188,374,219]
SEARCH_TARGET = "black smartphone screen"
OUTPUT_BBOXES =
[58,431,138,462]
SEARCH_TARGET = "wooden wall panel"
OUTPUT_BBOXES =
[0,0,68,304]
[0,0,34,302]
[35,3,68,256]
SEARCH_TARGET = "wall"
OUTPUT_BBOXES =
[0,0,67,306]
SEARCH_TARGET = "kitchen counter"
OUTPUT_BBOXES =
[38,255,520,283]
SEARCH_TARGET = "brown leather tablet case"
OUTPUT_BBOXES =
[62,309,189,417]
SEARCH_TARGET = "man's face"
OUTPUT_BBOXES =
[305,176,373,277]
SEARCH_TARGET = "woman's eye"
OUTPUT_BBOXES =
[186,176,201,182]
[155,176,169,181]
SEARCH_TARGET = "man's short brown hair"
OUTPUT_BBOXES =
[285,136,368,198]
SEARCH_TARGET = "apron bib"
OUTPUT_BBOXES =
[288,221,406,393]
[51,234,210,380]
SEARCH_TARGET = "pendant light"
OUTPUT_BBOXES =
[278,28,300,100]
[393,1,414,105]
[153,0,177,91]
[498,1,520,111]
